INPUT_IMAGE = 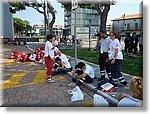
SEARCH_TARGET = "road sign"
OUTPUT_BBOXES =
[72,0,78,10]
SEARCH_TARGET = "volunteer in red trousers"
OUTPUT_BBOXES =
[44,34,55,83]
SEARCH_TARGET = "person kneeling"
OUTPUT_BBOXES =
[52,57,72,76]
[69,62,94,87]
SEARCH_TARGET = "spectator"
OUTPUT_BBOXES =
[52,57,71,76]
[138,33,143,55]
[118,76,143,107]
[44,34,55,83]
[54,37,59,48]
[95,29,112,82]
[124,33,131,55]
[69,62,94,86]
[109,32,127,87]
[131,33,139,54]
[117,32,121,42]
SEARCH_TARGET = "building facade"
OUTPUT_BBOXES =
[33,24,63,36]
[111,14,143,35]
[0,0,14,41]
[64,7,100,39]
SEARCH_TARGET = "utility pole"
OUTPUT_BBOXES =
[72,0,78,66]
[43,0,47,38]
[88,19,91,51]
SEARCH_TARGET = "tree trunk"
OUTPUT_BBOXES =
[100,5,110,30]
[48,12,55,35]
[44,13,47,37]
[95,4,110,31]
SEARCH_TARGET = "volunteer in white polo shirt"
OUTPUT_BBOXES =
[96,29,112,82]
[109,31,127,87]
[44,34,55,83]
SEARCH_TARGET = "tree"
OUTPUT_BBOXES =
[58,0,116,30]
[13,17,25,36]
[9,0,56,37]
[13,17,32,36]
[24,20,32,35]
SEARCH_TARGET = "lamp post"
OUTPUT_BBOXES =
[88,19,91,51]
[122,14,125,34]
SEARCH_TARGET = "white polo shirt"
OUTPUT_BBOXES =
[84,64,94,79]
[59,53,71,68]
[118,95,143,107]
[99,36,112,53]
[44,41,54,58]
[109,39,123,60]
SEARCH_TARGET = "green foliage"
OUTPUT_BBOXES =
[32,36,45,39]
[13,17,32,35]
[9,0,27,13]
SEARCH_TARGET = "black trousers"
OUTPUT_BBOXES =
[72,69,93,83]
[98,52,111,79]
[99,52,111,73]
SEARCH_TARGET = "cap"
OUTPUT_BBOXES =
[100,29,107,34]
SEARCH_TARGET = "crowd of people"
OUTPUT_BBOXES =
[124,32,143,56]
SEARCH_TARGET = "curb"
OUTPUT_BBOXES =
[66,72,118,106]
[26,44,119,105]
[72,57,133,78]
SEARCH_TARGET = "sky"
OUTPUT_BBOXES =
[14,0,143,26]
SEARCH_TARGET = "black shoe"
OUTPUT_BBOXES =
[98,77,105,81]
[120,81,128,86]
[112,83,118,88]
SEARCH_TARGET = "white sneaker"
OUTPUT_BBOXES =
[47,77,55,83]
[67,83,76,87]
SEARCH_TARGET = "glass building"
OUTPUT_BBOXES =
[64,7,100,39]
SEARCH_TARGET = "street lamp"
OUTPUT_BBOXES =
[122,14,125,34]
[88,19,91,51]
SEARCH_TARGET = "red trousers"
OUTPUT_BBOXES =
[45,57,53,77]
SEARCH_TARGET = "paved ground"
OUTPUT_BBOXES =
[27,43,131,99]
[1,45,93,107]
[1,43,132,107]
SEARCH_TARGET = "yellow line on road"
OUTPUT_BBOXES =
[1,70,66,89]
[83,102,93,107]
[1,72,27,89]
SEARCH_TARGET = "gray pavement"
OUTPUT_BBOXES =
[1,43,132,107]
[1,45,93,107]
[26,43,132,102]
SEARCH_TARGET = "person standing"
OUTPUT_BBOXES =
[131,33,139,54]
[96,29,112,82]
[109,32,127,87]
[124,33,131,55]
[139,33,143,55]
[44,34,55,83]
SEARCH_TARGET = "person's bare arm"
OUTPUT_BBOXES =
[78,73,88,78]
[111,48,118,64]
[96,37,100,46]
[118,93,128,101]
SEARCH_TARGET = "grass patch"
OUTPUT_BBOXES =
[60,48,143,77]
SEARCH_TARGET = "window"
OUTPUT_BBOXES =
[135,23,138,30]
[127,23,130,30]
